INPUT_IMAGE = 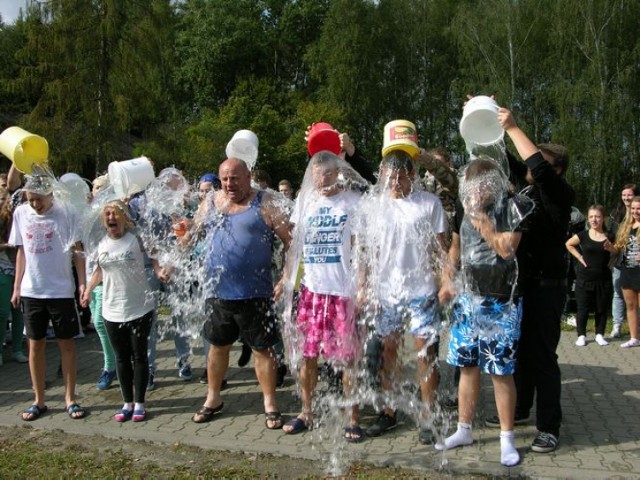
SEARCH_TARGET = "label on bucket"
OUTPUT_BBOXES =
[389,126,417,142]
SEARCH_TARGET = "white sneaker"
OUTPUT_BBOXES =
[575,335,587,347]
[595,334,608,346]
[621,338,640,348]
[609,326,621,338]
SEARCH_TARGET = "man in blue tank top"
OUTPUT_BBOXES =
[191,158,290,430]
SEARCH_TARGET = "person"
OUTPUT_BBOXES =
[283,151,363,441]
[81,201,166,422]
[436,157,529,467]
[614,196,640,348]
[88,174,117,390]
[251,169,272,190]
[609,184,640,338]
[9,175,88,421]
[359,151,447,445]
[278,180,293,200]
[498,107,575,454]
[0,186,27,365]
[565,205,616,346]
[190,158,290,430]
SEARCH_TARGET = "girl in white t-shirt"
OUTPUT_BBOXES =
[81,201,166,423]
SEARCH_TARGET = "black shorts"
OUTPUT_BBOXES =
[620,266,640,291]
[204,298,277,350]
[22,297,80,340]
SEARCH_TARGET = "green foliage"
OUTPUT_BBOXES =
[0,0,638,210]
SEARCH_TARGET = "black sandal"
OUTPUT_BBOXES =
[192,402,224,423]
[265,411,283,430]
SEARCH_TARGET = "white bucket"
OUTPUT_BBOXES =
[226,129,259,170]
[459,96,503,146]
[0,126,49,174]
[108,156,155,199]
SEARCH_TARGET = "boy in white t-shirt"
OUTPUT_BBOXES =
[360,151,447,444]
[9,175,87,421]
[283,151,364,441]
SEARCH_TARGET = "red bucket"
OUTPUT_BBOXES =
[307,122,341,157]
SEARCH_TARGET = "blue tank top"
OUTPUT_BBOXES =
[204,191,274,299]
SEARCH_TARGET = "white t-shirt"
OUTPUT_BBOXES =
[375,191,447,302]
[98,231,154,322]
[291,190,360,296]
[9,202,79,298]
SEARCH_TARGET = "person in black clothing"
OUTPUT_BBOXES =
[496,107,575,454]
[565,205,617,346]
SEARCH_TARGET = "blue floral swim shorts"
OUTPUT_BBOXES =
[446,293,522,375]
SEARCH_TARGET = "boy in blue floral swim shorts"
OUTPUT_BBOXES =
[437,157,533,467]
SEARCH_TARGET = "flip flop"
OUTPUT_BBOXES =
[192,402,224,423]
[283,417,311,434]
[21,405,47,422]
[264,411,283,430]
[67,403,88,419]
[344,425,365,443]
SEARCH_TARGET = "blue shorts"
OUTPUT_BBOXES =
[376,296,440,342]
[446,293,522,375]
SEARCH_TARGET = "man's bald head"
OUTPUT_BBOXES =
[219,158,252,204]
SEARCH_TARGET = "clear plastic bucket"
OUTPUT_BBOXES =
[0,126,49,174]
[459,96,504,146]
[226,129,259,170]
[381,120,420,158]
[108,156,155,199]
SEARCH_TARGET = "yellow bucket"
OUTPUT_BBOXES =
[381,120,420,158]
[0,126,49,174]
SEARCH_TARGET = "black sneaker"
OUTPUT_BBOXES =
[485,413,530,428]
[531,431,559,453]
[366,412,397,437]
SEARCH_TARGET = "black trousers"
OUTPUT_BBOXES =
[575,280,612,337]
[515,284,565,437]
[105,311,153,404]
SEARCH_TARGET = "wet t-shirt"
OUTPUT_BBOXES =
[291,190,360,296]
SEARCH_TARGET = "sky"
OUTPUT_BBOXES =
[0,0,28,25]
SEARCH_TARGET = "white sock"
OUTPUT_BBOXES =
[435,422,473,450]
[134,402,146,412]
[500,430,520,466]
[123,402,134,411]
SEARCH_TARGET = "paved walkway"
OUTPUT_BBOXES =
[1,322,639,479]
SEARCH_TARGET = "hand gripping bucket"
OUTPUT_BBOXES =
[226,129,259,170]
[108,156,155,200]
[307,122,341,157]
[459,96,504,146]
[0,126,49,174]
[381,120,420,158]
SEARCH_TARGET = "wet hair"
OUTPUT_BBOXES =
[615,195,640,250]
[538,143,569,176]
[278,179,292,188]
[102,200,134,230]
[310,150,339,168]
[380,150,415,174]
[464,156,500,181]
[23,175,54,196]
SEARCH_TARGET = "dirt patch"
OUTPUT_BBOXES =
[0,425,498,478]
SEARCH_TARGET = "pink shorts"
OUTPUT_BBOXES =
[296,285,358,364]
